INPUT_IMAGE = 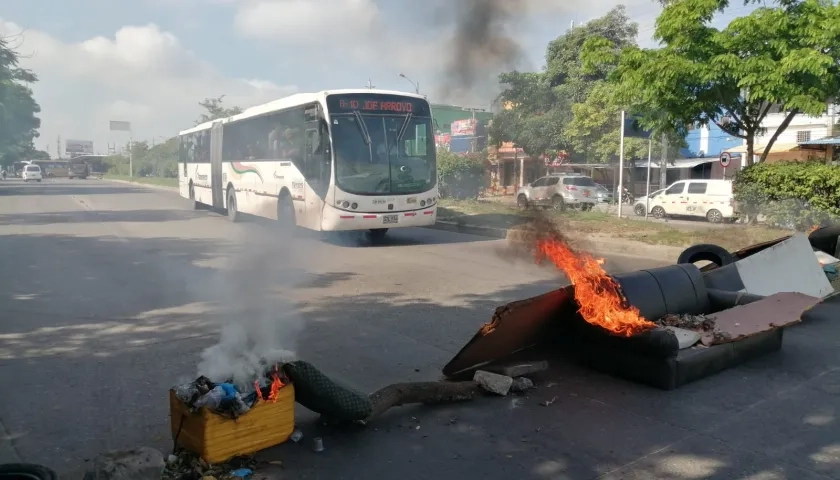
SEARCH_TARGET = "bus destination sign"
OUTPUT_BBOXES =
[327,94,430,116]
[338,99,413,112]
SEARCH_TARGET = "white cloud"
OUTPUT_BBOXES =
[0,19,296,155]
[234,0,379,43]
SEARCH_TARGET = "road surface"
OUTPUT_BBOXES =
[0,179,837,480]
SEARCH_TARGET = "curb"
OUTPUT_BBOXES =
[425,221,684,263]
[103,178,179,193]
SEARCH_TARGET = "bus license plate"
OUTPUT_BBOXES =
[383,215,399,224]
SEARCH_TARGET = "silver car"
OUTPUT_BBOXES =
[517,174,598,211]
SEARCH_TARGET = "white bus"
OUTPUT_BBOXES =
[178,89,438,238]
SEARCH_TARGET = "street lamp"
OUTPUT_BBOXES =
[399,73,419,94]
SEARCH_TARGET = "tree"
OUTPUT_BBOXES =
[489,6,641,164]
[592,0,840,166]
[0,35,41,167]
[196,95,243,124]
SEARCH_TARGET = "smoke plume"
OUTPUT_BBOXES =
[440,0,529,103]
[196,230,307,390]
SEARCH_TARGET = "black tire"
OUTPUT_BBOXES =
[276,191,296,232]
[0,463,59,480]
[516,194,529,210]
[581,203,593,211]
[68,176,73,180]
[226,187,239,222]
[367,228,388,241]
[552,195,566,212]
[36,179,41,182]
[651,206,666,219]
[634,203,645,216]
[677,243,736,267]
[706,208,723,223]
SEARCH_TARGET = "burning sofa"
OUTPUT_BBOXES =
[443,220,837,390]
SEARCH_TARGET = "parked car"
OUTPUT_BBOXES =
[517,174,598,211]
[648,179,736,223]
[22,164,42,182]
[633,189,665,216]
[595,184,614,203]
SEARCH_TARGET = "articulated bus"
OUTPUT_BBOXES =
[178,89,438,238]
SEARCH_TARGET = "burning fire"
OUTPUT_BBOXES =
[254,365,285,403]
[535,235,656,337]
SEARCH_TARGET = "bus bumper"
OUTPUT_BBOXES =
[321,203,437,231]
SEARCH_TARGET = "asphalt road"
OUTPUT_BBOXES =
[0,178,837,480]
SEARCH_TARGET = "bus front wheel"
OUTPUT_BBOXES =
[367,229,388,241]
[276,193,296,233]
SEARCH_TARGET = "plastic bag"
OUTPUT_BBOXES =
[193,386,225,409]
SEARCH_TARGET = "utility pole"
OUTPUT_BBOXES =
[660,133,669,190]
[617,110,626,219]
[57,136,62,160]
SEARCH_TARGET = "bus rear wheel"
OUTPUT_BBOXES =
[226,188,239,222]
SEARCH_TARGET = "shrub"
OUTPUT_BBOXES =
[733,160,840,230]
[437,150,487,199]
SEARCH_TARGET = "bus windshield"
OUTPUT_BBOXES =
[327,94,435,196]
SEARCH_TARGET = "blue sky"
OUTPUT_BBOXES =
[1,0,756,155]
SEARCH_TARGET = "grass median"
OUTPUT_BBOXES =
[438,199,791,250]
[105,175,178,188]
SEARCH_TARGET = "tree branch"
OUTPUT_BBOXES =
[758,109,799,164]
[755,101,774,127]
[711,118,747,139]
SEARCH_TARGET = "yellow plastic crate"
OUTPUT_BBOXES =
[169,384,295,464]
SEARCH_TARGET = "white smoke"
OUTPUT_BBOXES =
[195,227,308,390]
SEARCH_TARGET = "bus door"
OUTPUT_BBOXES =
[210,121,224,209]
[302,104,330,229]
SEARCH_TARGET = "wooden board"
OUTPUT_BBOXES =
[709,292,819,345]
[169,384,295,464]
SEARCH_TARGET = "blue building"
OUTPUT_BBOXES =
[680,122,742,158]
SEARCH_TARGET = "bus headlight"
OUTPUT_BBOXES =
[420,200,426,207]
[342,201,350,208]
[351,202,358,209]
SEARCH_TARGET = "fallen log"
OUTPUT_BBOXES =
[365,381,481,422]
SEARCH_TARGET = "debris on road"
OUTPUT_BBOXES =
[485,361,548,378]
[510,377,535,393]
[312,437,325,453]
[473,370,513,396]
[84,446,165,480]
[162,450,257,480]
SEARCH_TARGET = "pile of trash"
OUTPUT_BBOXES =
[162,450,261,480]
[174,365,289,419]
[656,313,733,345]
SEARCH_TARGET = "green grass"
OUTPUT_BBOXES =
[438,198,791,250]
[105,175,178,188]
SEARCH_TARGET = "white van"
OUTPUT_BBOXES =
[649,179,736,223]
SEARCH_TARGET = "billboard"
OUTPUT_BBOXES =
[66,139,94,155]
[451,119,476,136]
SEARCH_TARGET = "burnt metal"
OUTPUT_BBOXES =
[709,292,819,345]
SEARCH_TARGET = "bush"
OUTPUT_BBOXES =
[437,150,487,199]
[733,160,840,230]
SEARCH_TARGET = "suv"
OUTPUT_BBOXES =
[22,165,42,182]
[517,174,598,211]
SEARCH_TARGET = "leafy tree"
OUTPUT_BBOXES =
[196,95,243,124]
[0,35,41,167]
[489,6,641,164]
[591,0,840,166]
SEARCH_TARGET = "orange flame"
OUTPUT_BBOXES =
[254,365,285,403]
[267,365,284,403]
[536,237,656,337]
[808,224,821,235]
